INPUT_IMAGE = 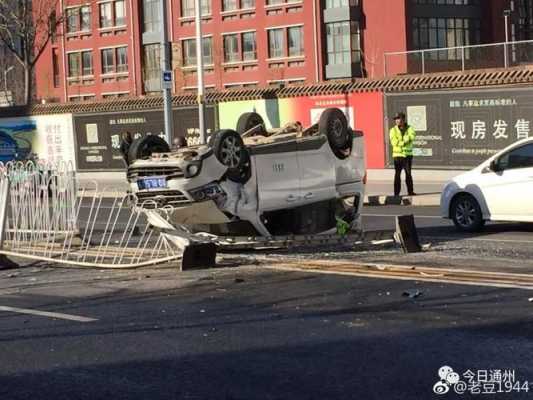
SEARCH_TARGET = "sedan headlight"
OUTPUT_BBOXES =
[189,183,226,203]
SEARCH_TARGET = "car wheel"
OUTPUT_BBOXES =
[226,149,252,184]
[212,129,247,170]
[319,108,351,159]
[451,194,485,232]
[236,112,265,135]
[128,135,170,164]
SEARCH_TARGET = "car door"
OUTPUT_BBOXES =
[296,135,336,205]
[479,142,533,221]
[253,140,302,211]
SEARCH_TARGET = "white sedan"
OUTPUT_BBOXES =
[441,137,533,232]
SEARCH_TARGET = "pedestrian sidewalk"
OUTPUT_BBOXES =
[364,169,464,206]
[77,169,466,206]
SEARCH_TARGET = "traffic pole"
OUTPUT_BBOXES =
[160,0,174,145]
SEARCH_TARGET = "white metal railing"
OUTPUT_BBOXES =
[383,39,533,77]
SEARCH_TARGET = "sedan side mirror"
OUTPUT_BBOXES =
[489,159,500,172]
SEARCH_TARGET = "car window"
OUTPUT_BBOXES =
[498,143,533,170]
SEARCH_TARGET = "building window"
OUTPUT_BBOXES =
[66,6,91,33]
[82,51,93,75]
[143,0,160,32]
[326,21,360,64]
[220,32,256,62]
[224,34,239,62]
[242,31,257,60]
[241,0,255,8]
[142,44,161,92]
[99,2,113,28]
[117,46,128,72]
[101,47,128,74]
[52,49,60,87]
[182,37,213,66]
[81,6,91,30]
[50,11,57,43]
[102,92,129,99]
[115,0,126,26]
[222,0,238,11]
[100,0,126,28]
[268,28,284,58]
[412,0,479,5]
[222,0,253,11]
[268,26,304,59]
[412,17,481,59]
[66,8,79,33]
[181,0,211,16]
[68,51,93,77]
[288,26,303,57]
[69,94,96,102]
[101,49,114,73]
[267,0,299,5]
[325,0,358,7]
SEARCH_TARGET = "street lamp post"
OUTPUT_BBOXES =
[3,66,14,106]
[504,9,511,68]
[195,0,206,145]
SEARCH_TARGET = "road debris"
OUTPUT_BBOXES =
[403,289,423,299]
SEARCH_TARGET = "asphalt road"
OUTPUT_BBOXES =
[363,205,533,244]
[1,266,533,400]
[2,200,533,399]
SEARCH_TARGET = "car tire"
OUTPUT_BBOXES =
[319,108,351,159]
[212,129,247,170]
[451,194,485,232]
[226,149,252,184]
[236,112,266,135]
[128,135,170,164]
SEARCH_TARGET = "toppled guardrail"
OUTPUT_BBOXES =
[0,161,205,269]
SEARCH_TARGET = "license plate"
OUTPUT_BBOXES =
[138,176,167,190]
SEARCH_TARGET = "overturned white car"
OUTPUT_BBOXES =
[126,108,366,237]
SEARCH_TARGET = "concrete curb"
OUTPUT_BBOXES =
[364,193,441,207]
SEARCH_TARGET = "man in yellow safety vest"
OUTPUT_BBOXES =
[389,112,416,196]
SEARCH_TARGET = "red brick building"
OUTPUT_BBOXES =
[34,0,514,103]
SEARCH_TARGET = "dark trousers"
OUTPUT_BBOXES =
[393,156,414,196]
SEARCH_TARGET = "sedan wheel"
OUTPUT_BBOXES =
[220,135,242,168]
[451,195,485,232]
[211,129,250,183]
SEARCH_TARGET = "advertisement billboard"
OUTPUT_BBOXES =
[386,88,533,168]
[0,117,36,163]
[218,93,385,168]
[218,99,281,130]
[73,106,216,171]
[278,93,385,168]
[0,114,75,165]
[33,114,76,165]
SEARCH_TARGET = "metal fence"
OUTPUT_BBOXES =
[0,161,184,269]
[384,39,533,77]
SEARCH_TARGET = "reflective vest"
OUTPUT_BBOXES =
[389,125,416,158]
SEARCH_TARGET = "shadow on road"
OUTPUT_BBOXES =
[1,276,532,400]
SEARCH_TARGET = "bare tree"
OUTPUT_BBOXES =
[0,0,63,105]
